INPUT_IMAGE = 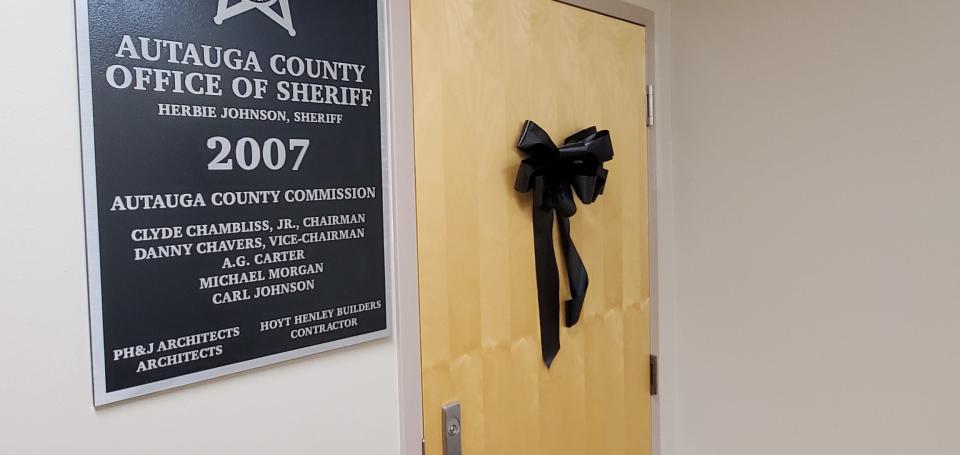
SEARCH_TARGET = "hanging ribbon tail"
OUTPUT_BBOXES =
[532,203,561,368]
[558,216,588,327]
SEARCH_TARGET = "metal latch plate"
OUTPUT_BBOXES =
[442,402,462,455]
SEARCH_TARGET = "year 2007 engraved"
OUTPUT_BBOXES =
[206,136,311,171]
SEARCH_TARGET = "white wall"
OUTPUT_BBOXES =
[0,1,402,453]
[670,1,960,454]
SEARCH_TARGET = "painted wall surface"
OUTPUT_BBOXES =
[671,1,960,454]
[0,1,401,454]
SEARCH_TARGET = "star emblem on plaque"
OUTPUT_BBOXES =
[214,0,297,36]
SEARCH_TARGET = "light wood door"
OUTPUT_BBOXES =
[411,0,651,454]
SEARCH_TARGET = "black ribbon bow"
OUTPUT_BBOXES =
[514,120,614,367]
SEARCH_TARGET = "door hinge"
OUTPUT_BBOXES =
[422,438,426,455]
[650,354,659,396]
[646,85,655,127]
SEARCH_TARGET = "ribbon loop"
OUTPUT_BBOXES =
[514,120,614,367]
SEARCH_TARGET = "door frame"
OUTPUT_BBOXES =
[391,1,669,454]
[382,1,423,455]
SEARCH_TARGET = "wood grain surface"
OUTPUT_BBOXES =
[411,0,650,453]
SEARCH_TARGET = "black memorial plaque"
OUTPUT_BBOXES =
[76,0,389,405]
